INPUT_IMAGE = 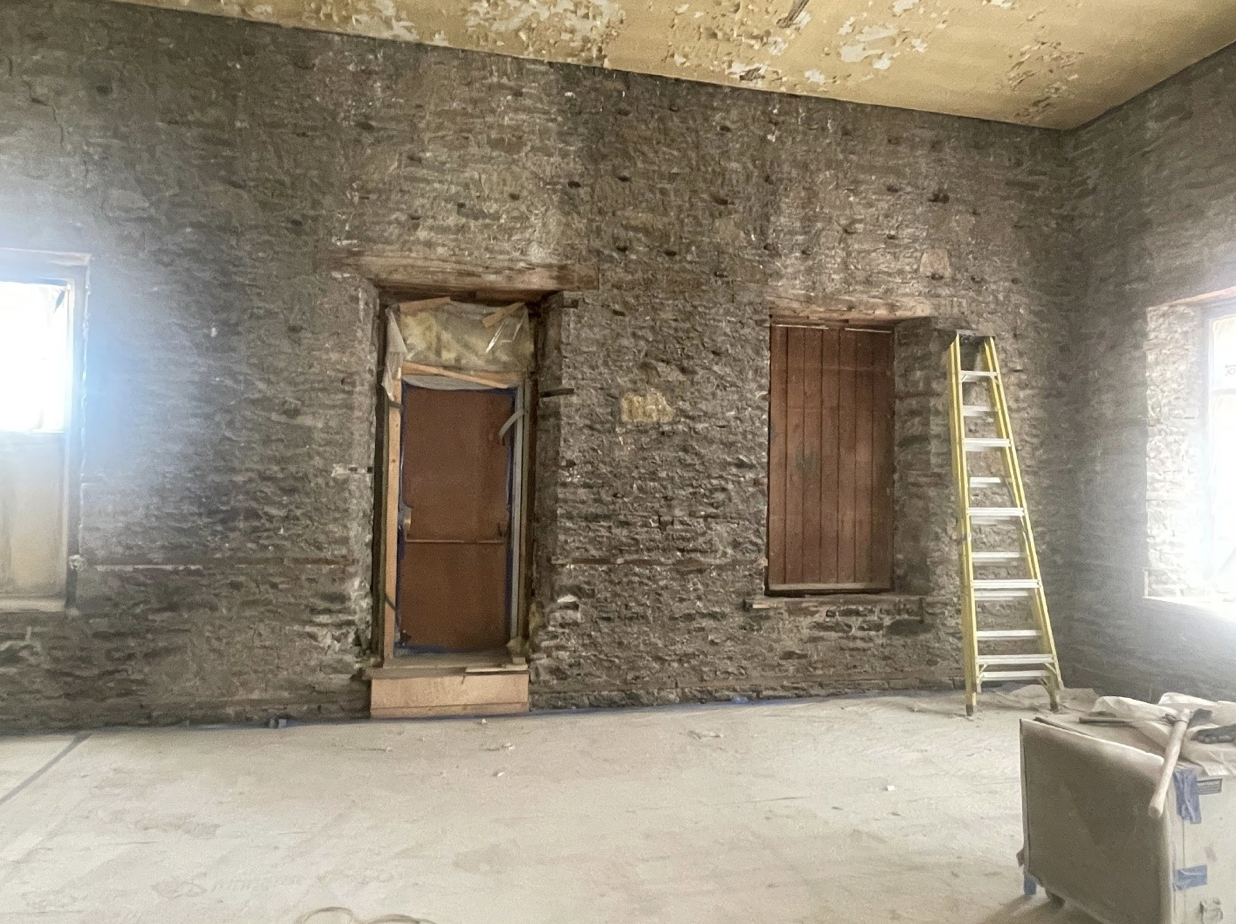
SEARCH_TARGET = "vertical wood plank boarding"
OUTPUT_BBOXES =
[801,328,824,582]
[871,333,895,583]
[767,327,788,587]
[768,323,893,591]
[852,331,875,586]
[784,328,807,584]
[836,331,859,584]
[820,329,841,581]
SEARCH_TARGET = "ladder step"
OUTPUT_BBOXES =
[980,669,1053,683]
[978,653,1056,666]
[969,476,1005,488]
[975,629,1041,641]
[974,591,1032,600]
[961,370,998,382]
[969,507,1025,522]
[962,405,994,418]
[965,438,1011,451]
[974,579,1040,590]
[972,551,1022,564]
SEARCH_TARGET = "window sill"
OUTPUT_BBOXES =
[747,592,937,610]
[1144,595,1236,622]
[0,597,68,614]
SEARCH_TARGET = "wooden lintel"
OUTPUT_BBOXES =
[334,252,599,302]
[767,292,934,325]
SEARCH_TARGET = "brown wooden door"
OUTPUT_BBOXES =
[399,386,514,652]
[768,325,894,591]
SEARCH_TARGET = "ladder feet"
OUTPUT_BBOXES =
[966,702,976,717]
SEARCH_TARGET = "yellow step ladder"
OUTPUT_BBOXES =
[946,332,1062,716]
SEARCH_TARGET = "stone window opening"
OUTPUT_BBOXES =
[1208,307,1236,595]
[1143,291,1236,618]
[0,251,87,611]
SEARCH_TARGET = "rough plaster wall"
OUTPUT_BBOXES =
[1063,44,1236,702]
[0,0,1075,728]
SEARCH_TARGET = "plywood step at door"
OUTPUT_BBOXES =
[370,669,529,719]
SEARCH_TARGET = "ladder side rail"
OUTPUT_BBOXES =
[947,336,981,714]
[982,340,1063,694]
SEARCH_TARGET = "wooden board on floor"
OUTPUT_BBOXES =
[370,672,529,719]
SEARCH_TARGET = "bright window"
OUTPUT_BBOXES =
[1212,311,1236,592]
[0,281,72,433]
[0,257,83,605]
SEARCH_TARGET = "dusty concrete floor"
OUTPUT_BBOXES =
[0,691,1095,924]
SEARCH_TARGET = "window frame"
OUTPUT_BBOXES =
[0,250,88,609]
[1207,303,1236,592]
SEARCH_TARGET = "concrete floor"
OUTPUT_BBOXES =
[0,691,1096,924]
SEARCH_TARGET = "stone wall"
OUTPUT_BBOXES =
[1062,43,1236,702]
[0,0,1078,728]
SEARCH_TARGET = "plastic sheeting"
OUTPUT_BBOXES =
[384,301,533,401]
[1090,693,1236,776]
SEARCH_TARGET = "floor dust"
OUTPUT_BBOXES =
[0,691,1097,924]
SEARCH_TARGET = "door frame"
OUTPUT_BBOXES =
[378,363,531,665]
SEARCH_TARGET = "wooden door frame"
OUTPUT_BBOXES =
[378,363,531,665]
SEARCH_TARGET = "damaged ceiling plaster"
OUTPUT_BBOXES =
[104,0,1236,128]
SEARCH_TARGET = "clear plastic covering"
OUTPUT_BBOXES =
[384,299,533,400]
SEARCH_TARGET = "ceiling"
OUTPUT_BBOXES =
[106,0,1236,129]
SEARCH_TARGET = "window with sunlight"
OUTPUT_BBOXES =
[0,264,80,605]
[1212,312,1236,595]
[0,281,72,434]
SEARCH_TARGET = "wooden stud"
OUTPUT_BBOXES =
[381,386,401,664]
[401,362,515,388]
[482,301,525,329]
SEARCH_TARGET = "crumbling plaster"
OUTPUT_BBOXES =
[102,0,1236,129]
[1,0,1233,729]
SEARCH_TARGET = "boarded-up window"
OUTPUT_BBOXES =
[768,325,894,591]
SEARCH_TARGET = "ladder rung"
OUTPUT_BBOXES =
[963,405,994,417]
[972,551,1022,563]
[969,507,1025,522]
[961,370,998,382]
[976,629,1041,641]
[980,669,1053,683]
[974,591,1032,600]
[969,476,1005,488]
[974,579,1040,590]
[965,438,1011,451]
[978,653,1056,666]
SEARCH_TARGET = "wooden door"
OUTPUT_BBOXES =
[768,325,894,591]
[399,386,515,652]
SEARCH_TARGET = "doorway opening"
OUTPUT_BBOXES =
[369,293,536,718]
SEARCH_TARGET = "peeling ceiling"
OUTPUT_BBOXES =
[104,0,1236,128]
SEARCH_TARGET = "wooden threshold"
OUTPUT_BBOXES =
[370,669,529,720]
